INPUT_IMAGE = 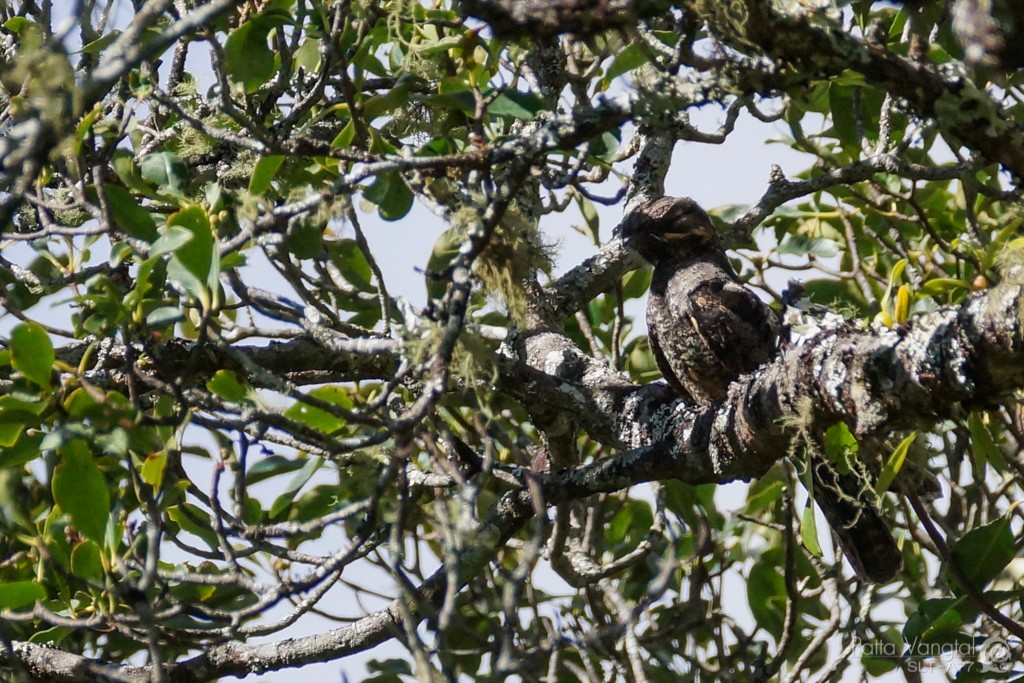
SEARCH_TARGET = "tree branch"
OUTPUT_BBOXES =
[459,0,671,38]
[461,0,1024,176]
[8,261,1024,679]
[50,336,400,389]
[681,0,1024,177]
[518,264,1024,485]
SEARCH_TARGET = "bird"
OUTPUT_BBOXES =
[621,196,903,583]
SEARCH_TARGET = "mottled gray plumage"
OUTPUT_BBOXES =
[623,196,903,583]
[622,197,778,404]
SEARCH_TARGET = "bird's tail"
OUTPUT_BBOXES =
[809,453,903,583]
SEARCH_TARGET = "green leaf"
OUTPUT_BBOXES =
[0,580,46,610]
[577,194,599,244]
[109,242,134,268]
[919,277,968,298]
[621,267,651,301]
[166,206,219,308]
[330,120,357,149]
[140,151,188,194]
[166,503,218,550]
[823,422,858,464]
[270,456,323,518]
[904,596,975,643]
[893,283,911,324]
[286,220,324,259]
[79,30,121,56]
[878,258,909,326]
[145,306,184,328]
[363,172,413,221]
[829,82,858,146]
[249,155,285,195]
[408,35,463,57]
[205,182,225,212]
[242,497,262,525]
[283,386,353,435]
[875,432,917,495]
[289,483,345,522]
[150,225,194,257]
[950,518,1015,594]
[3,17,29,32]
[70,539,104,580]
[207,370,250,403]
[98,427,130,457]
[224,12,287,93]
[0,432,44,469]
[27,626,71,645]
[62,388,99,420]
[601,43,646,87]
[606,502,635,544]
[141,451,168,489]
[745,475,785,515]
[968,413,1007,473]
[488,90,547,120]
[10,322,53,388]
[328,239,375,292]
[747,555,787,639]
[592,131,621,163]
[425,228,461,301]
[294,37,321,71]
[0,397,44,448]
[800,505,823,557]
[52,441,110,542]
[73,105,103,155]
[246,455,306,485]
[859,632,903,676]
[779,234,839,257]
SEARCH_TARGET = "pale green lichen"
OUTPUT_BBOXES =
[933,84,1008,138]
[176,123,215,159]
[995,236,1024,285]
[449,203,553,323]
[51,187,88,227]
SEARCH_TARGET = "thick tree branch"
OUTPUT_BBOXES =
[8,264,1024,680]
[682,0,1024,177]
[728,155,1003,242]
[459,0,670,38]
[6,2,1023,681]
[47,336,400,389]
[521,264,1024,487]
[462,0,1024,176]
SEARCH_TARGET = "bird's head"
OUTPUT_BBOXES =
[620,196,723,265]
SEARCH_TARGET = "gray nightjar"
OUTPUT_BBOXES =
[622,196,902,583]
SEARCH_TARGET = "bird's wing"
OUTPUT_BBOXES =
[647,319,693,401]
[684,278,778,379]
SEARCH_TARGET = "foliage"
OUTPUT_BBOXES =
[0,0,1023,681]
